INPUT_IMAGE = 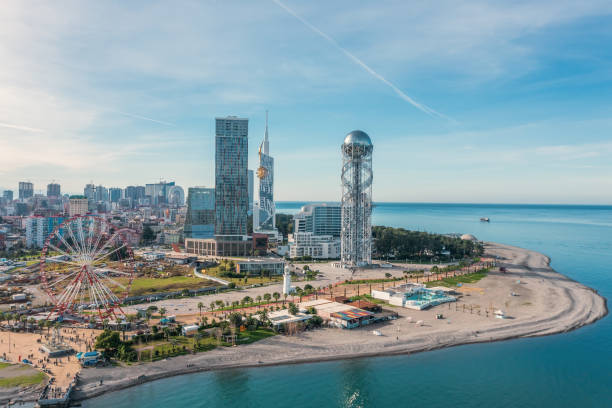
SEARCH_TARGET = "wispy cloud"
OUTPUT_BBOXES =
[112,110,175,127]
[0,121,45,133]
[271,0,448,119]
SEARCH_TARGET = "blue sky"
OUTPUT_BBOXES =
[1,0,611,204]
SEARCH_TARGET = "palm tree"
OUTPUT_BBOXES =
[197,302,204,317]
[28,317,36,332]
[283,293,288,306]
[272,292,280,303]
[263,293,271,303]
[210,302,215,312]
[159,308,167,319]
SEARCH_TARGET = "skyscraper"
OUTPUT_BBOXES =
[84,183,95,201]
[340,130,373,267]
[95,185,109,202]
[2,190,13,202]
[184,187,215,239]
[254,112,276,233]
[19,182,34,200]
[109,188,122,203]
[47,183,61,198]
[214,116,249,237]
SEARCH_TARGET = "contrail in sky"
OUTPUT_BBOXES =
[272,0,448,119]
[114,110,175,126]
[0,122,44,133]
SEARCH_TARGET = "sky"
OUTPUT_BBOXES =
[1,0,612,204]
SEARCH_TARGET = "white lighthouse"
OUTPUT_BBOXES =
[282,264,293,295]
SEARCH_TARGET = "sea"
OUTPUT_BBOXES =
[83,203,612,408]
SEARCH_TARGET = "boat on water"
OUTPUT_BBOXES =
[480,217,490,222]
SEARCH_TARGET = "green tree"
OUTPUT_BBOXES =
[288,302,299,315]
[142,225,155,243]
[228,312,243,329]
[159,308,167,318]
[263,293,271,303]
[197,302,204,317]
[95,329,121,356]
[272,292,280,302]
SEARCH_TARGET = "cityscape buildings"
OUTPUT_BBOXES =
[289,203,342,259]
[183,187,215,239]
[294,203,341,236]
[18,182,34,200]
[340,130,373,267]
[25,216,64,247]
[109,188,122,203]
[69,196,89,217]
[2,190,13,202]
[46,183,61,198]
[166,185,185,207]
[84,183,95,201]
[145,181,176,206]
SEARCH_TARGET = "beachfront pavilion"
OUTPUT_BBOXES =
[265,310,313,329]
[329,309,374,329]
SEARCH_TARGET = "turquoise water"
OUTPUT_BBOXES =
[84,203,612,408]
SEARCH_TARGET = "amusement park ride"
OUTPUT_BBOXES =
[39,215,135,321]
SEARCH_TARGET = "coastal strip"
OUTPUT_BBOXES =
[72,242,608,402]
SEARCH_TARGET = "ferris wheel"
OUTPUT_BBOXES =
[39,215,135,320]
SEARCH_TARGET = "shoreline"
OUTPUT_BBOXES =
[72,242,608,403]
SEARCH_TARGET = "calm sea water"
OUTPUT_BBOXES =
[84,203,612,408]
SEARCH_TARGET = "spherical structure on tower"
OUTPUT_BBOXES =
[341,130,373,268]
[342,130,373,158]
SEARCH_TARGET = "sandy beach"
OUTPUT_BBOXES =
[71,243,608,402]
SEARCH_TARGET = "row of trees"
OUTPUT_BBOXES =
[0,312,57,332]
[372,226,483,261]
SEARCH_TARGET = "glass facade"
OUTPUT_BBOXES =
[294,203,342,237]
[184,187,215,239]
[215,117,249,237]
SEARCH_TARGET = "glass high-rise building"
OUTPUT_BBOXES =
[184,187,215,239]
[46,183,61,197]
[215,116,248,237]
[109,188,122,203]
[3,190,14,201]
[19,182,34,200]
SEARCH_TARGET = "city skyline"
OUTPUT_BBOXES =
[1,1,612,204]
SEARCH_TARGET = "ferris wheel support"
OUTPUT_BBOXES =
[39,215,135,321]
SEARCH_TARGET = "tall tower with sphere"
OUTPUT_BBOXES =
[341,130,373,268]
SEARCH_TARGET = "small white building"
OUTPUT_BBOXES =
[288,232,340,259]
[182,325,199,336]
[265,310,312,329]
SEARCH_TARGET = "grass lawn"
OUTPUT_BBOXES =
[237,328,275,344]
[425,269,489,288]
[0,370,46,388]
[0,363,11,369]
[133,329,276,361]
[204,266,282,285]
[116,276,217,296]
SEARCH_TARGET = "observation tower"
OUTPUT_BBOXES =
[340,130,373,268]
